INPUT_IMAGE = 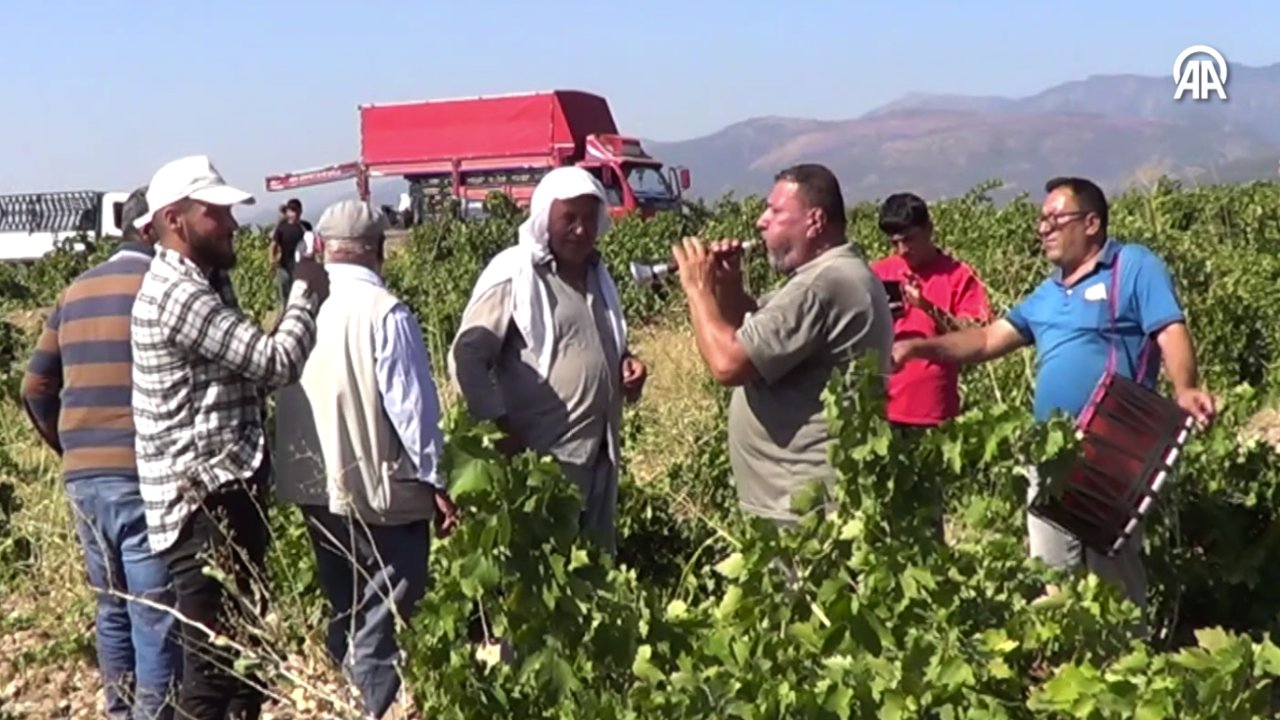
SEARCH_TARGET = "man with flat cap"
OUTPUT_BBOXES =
[130,154,330,719]
[275,199,457,720]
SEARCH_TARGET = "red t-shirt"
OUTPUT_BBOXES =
[872,252,992,426]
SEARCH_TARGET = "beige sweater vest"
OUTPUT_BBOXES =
[274,274,436,526]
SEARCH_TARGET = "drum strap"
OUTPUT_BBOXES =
[1102,245,1153,384]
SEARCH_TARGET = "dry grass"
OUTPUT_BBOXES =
[622,319,722,484]
[1242,407,1280,455]
[0,315,721,717]
[4,308,48,335]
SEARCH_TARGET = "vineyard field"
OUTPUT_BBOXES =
[4,178,1280,718]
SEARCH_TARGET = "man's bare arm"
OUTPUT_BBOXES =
[1153,321,1217,425]
[687,286,759,385]
[919,301,983,334]
[901,319,1028,365]
[715,282,758,328]
[1153,322,1198,393]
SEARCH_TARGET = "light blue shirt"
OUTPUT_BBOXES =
[326,263,445,489]
[1004,239,1184,423]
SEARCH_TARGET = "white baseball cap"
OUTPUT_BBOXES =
[134,154,255,229]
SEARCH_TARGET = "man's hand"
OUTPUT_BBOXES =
[671,237,718,296]
[1175,387,1217,429]
[903,272,940,318]
[891,339,921,372]
[708,238,745,290]
[433,489,460,539]
[292,258,330,303]
[621,355,647,402]
[903,272,966,332]
[495,435,524,457]
[493,416,526,458]
[903,272,925,309]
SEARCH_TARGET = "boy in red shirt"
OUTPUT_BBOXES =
[872,193,992,429]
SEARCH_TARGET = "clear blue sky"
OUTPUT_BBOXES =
[1,0,1274,209]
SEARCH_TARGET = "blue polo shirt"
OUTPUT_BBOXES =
[1004,239,1184,422]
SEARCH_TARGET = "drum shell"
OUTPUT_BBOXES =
[1030,373,1194,556]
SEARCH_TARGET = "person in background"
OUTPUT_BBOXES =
[274,199,457,720]
[272,221,307,304]
[449,166,647,555]
[892,176,1216,616]
[670,163,895,527]
[286,197,312,230]
[871,192,992,537]
[873,192,991,428]
[271,198,313,305]
[130,155,330,719]
[20,186,182,720]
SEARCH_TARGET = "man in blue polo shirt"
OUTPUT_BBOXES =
[892,176,1215,612]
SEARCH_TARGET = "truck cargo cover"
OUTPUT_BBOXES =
[359,90,620,166]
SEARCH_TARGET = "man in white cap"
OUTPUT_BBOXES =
[450,166,646,555]
[274,199,456,720]
[129,154,330,719]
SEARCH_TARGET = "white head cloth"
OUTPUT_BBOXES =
[459,166,628,378]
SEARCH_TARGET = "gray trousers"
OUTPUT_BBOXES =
[560,449,618,555]
[1024,467,1149,614]
[300,506,430,718]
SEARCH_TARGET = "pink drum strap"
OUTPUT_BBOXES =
[1102,245,1153,384]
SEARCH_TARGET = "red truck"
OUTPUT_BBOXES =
[264,89,691,223]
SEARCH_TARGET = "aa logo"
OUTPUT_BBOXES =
[1173,45,1228,101]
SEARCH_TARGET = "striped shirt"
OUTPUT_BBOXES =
[131,246,321,552]
[21,242,154,481]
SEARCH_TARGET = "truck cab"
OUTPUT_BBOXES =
[582,134,690,219]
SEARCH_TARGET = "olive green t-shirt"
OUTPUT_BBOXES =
[727,243,895,522]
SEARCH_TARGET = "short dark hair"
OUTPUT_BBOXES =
[286,198,303,214]
[878,192,932,235]
[119,186,149,243]
[775,163,847,231]
[1045,176,1108,237]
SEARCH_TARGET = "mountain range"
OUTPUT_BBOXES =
[646,60,1280,204]
[257,60,1280,223]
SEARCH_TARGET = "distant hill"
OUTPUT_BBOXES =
[647,61,1280,204]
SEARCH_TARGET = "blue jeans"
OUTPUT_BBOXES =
[300,506,431,718]
[67,477,182,720]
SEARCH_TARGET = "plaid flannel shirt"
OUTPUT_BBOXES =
[131,246,320,553]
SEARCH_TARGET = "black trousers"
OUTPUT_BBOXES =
[160,460,272,720]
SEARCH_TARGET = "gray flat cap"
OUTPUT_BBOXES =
[315,199,387,244]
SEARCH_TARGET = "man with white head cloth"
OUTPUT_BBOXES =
[450,166,647,554]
